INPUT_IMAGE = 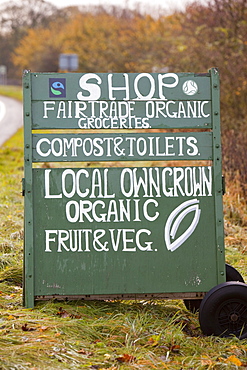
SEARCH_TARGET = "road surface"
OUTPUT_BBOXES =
[0,95,23,147]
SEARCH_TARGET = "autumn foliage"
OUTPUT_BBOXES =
[1,0,247,192]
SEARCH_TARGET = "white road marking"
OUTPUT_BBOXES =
[0,96,23,147]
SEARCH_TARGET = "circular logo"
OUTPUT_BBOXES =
[182,80,198,96]
[51,81,65,96]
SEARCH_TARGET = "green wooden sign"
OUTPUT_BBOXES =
[23,69,225,307]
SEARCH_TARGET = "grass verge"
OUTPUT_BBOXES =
[0,85,22,101]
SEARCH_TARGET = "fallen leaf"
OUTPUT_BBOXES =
[78,349,93,356]
[170,344,180,353]
[56,307,81,319]
[71,314,82,319]
[56,307,70,318]
[145,333,161,347]
[22,323,36,332]
[4,295,15,300]
[77,349,86,353]
[104,354,112,360]
[201,357,213,366]
[226,355,242,366]
[7,315,16,320]
[116,354,136,363]
[146,337,159,347]
[38,326,49,332]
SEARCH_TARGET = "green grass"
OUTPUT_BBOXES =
[0,87,246,369]
[0,84,22,101]
[0,294,246,369]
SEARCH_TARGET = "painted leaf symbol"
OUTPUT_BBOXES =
[164,199,201,252]
[50,86,62,95]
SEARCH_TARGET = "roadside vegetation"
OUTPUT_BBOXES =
[0,85,23,102]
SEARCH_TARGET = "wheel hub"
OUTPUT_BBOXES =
[230,313,239,322]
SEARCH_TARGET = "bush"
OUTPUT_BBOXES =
[222,128,247,198]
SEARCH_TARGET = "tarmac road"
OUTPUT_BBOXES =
[0,95,23,147]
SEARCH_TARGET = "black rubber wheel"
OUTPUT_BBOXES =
[184,264,245,313]
[199,281,247,338]
[225,263,245,283]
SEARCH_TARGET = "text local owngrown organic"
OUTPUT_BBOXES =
[44,166,212,253]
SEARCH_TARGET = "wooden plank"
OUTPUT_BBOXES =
[32,132,212,162]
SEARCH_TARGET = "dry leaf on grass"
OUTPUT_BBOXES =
[225,355,242,366]
[22,323,36,332]
[116,354,136,363]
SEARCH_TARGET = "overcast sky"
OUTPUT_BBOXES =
[45,0,199,11]
[0,0,208,13]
